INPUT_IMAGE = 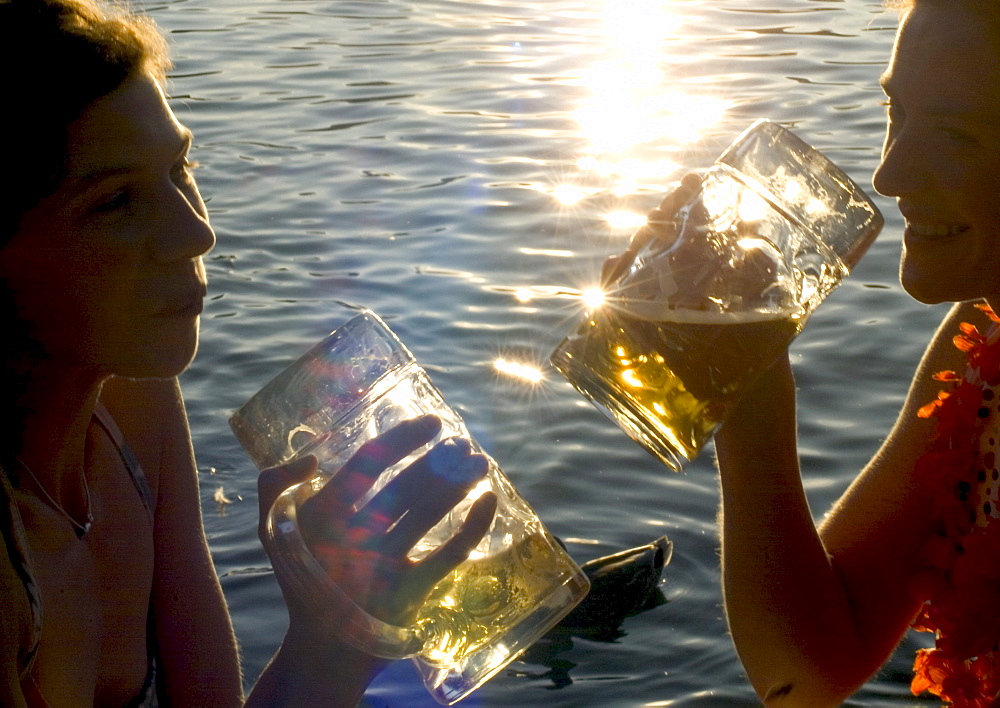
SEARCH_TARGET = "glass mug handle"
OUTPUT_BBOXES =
[265,481,428,659]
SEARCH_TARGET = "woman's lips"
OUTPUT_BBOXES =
[905,221,970,242]
[155,289,206,317]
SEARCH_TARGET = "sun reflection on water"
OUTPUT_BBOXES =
[552,183,587,206]
[493,357,544,384]
[581,288,606,309]
[528,0,730,226]
[568,0,729,194]
[605,210,647,230]
[505,1,732,396]
[514,288,533,303]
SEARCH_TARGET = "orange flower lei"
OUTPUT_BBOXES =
[911,303,1000,707]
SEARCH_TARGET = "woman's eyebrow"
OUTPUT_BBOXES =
[71,129,195,185]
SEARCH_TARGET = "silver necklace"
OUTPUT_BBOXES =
[17,457,93,539]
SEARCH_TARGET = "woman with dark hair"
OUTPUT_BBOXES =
[0,1,493,705]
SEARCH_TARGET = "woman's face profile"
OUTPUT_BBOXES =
[874,1,1000,305]
[0,72,216,379]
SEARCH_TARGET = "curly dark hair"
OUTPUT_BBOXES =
[0,0,170,240]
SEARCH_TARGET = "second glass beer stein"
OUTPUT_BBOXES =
[551,120,884,471]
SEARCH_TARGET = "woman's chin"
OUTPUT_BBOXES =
[113,337,200,380]
[900,262,968,306]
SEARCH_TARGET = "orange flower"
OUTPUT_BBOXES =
[974,303,1000,323]
[955,335,979,353]
[919,390,951,419]
[911,317,1000,707]
[913,648,1000,707]
[912,648,948,698]
[936,370,963,383]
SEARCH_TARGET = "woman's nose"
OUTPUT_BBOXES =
[872,129,923,199]
[872,140,900,198]
[148,180,216,263]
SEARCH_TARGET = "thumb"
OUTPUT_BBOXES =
[258,455,318,543]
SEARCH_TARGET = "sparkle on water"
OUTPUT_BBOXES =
[493,357,545,384]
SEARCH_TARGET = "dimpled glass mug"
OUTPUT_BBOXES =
[551,120,884,471]
[230,311,589,705]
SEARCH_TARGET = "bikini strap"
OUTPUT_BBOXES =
[91,403,159,705]
[91,403,156,520]
[0,462,43,680]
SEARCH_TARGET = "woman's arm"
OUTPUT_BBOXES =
[247,633,388,708]
[715,300,980,706]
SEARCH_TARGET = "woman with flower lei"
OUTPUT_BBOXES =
[705,0,1000,705]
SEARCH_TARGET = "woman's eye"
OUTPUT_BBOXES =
[941,127,976,145]
[94,190,131,213]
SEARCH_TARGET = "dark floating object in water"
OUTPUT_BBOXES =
[513,536,673,687]
[556,535,673,631]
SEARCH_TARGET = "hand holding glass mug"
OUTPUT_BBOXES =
[601,172,703,287]
[278,417,497,626]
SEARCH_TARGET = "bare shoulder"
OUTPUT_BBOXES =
[901,301,994,412]
[824,301,988,558]
[837,303,985,481]
[97,377,193,486]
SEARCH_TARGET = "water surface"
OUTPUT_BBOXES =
[155,0,946,704]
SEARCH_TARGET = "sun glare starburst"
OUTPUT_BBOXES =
[494,358,544,384]
[552,183,587,205]
[582,287,606,309]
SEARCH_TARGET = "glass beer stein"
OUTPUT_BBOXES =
[551,120,884,471]
[231,311,589,705]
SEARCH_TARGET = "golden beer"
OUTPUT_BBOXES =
[551,307,802,470]
[415,530,573,666]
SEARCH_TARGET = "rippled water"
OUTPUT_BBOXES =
[152,0,948,704]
